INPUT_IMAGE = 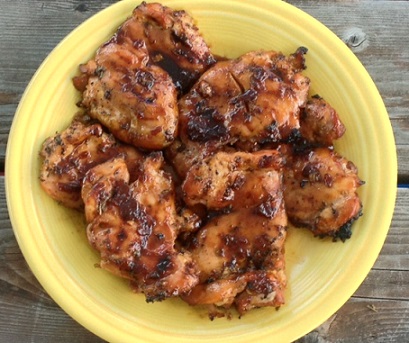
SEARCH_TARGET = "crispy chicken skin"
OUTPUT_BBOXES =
[82,153,199,301]
[178,48,310,150]
[299,95,346,146]
[39,117,143,209]
[283,146,364,240]
[180,150,287,315]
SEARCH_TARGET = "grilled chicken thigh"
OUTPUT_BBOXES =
[181,205,287,316]
[178,48,310,150]
[78,39,178,150]
[120,2,216,94]
[283,146,364,240]
[82,153,199,301]
[180,150,287,315]
[40,116,142,209]
[299,95,346,146]
[182,150,283,211]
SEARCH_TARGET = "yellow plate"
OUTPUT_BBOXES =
[6,0,397,342]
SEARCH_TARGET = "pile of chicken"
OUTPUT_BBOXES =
[39,2,364,318]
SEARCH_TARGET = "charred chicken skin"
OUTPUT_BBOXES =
[283,146,364,241]
[177,48,310,150]
[120,2,216,94]
[40,116,143,210]
[82,153,199,301]
[180,150,287,315]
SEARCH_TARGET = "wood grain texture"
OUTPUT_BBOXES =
[1,0,408,342]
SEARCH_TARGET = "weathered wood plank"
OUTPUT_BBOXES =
[1,0,409,179]
[0,176,105,341]
[296,299,409,343]
[374,188,409,271]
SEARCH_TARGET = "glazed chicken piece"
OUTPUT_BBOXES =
[299,95,346,146]
[82,153,199,302]
[181,206,287,316]
[78,38,178,150]
[39,116,143,210]
[178,48,310,150]
[283,146,364,240]
[180,150,287,316]
[165,138,235,179]
[119,2,216,94]
[183,150,283,211]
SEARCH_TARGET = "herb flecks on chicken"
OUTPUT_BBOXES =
[177,48,310,150]
[283,146,364,241]
[82,153,199,301]
[180,151,287,316]
[40,116,143,210]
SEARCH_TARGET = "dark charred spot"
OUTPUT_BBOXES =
[145,292,167,303]
[332,209,363,242]
[220,232,250,263]
[332,222,353,242]
[135,70,155,90]
[257,154,275,169]
[255,200,278,218]
[150,50,200,94]
[187,107,228,142]
[117,229,127,241]
[110,181,155,237]
[300,180,308,188]
[57,181,82,194]
[266,122,281,142]
[246,274,275,296]
[289,46,308,71]
[149,256,173,280]
[231,89,258,106]
[231,174,246,190]
[251,67,269,89]
[54,135,63,146]
[104,90,112,100]
[286,129,302,144]
[302,163,321,182]
[95,66,105,79]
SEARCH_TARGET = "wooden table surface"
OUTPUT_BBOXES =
[1,1,408,342]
